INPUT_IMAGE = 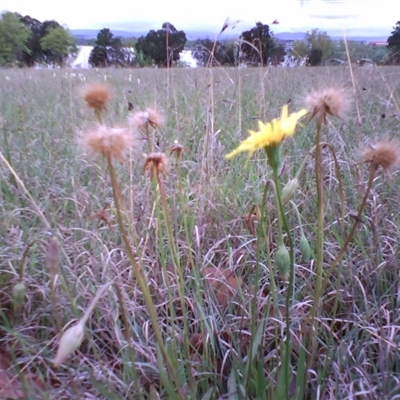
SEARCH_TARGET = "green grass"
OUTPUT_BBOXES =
[1,65,400,399]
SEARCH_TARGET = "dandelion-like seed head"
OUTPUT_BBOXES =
[360,139,400,175]
[143,152,168,178]
[82,83,111,112]
[305,87,351,125]
[129,108,164,130]
[170,141,184,157]
[82,124,133,161]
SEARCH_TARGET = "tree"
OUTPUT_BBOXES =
[0,11,31,66]
[239,22,274,66]
[292,40,308,58]
[269,42,286,66]
[292,29,334,65]
[387,21,400,64]
[192,39,236,67]
[306,48,323,66]
[40,26,77,66]
[135,22,186,67]
[306,29,334,64]
[17,14,43,66]
[89,28,134,67]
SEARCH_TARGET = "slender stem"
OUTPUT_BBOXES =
[106,155,183,397]
[308,120,324,377]
[272,165,295,398]
[314,122,324,311]
[156,172,195,390]
[245,177,271,395]
[323,165,377,293]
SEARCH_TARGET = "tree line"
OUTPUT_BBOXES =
[1,10,400,68]
[0,11,77,67]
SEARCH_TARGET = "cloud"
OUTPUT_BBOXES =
[310,13,358,20]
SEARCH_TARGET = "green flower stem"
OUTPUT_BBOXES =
[290,200,305,237]
[155,172,195,390]
[272,161,295,399]
[314,122,324,310]
[106,155,184,398]
[308,119,324,377]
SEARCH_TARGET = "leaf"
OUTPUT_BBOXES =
[201,387,214,400]
[0,353,24,400]
[203,267,241,307]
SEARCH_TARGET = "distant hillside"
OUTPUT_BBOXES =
[71,28,216,40]
[71,29,146,39]
[274,32,388,42]
[71,29,389,43]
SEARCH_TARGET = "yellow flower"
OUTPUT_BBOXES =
[226,105,308,159]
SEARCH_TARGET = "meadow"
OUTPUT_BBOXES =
[1,64,400,399]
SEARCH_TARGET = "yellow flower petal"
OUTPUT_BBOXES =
[225,105,308,160]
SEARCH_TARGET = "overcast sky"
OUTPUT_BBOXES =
[1,0,398,37]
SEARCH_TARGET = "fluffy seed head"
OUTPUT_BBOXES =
[170,140,184,157]
[129,108,164,130]
[360,139,400,174]
[82,83,111,111]
[143,152,168,178]
[305,87,351,125]
[82,125,133,161]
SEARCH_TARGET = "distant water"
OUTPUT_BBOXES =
[71,46,197,69]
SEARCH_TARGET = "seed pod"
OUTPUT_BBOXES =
[276,244,290,281]
[282,178,299,205]
[12,281,26,307]
[300,234,311,263]
[53,322,85,367]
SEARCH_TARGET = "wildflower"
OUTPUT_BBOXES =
[360,139,400,174]
[82,125,133,162]
[305,87,351,125]
[82,83,111,112]
[129,108,164,131]
[225,105,307,160]
[53,322,85,367]
[143,152,168,178]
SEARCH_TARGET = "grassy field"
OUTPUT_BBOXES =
[1,65,400,399]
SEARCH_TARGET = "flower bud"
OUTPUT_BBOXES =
[53,322,85,367]
[12,281,26,307]
[276,244,290,281]
[300,234,311,263]
[281,178,299,205]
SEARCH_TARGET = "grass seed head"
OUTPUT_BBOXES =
[143,152,168,178]
[129,108,164,130]
[82,83,111,112]
[360,139,400,174]
[305,87,351,125]
[82,124,133,162]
